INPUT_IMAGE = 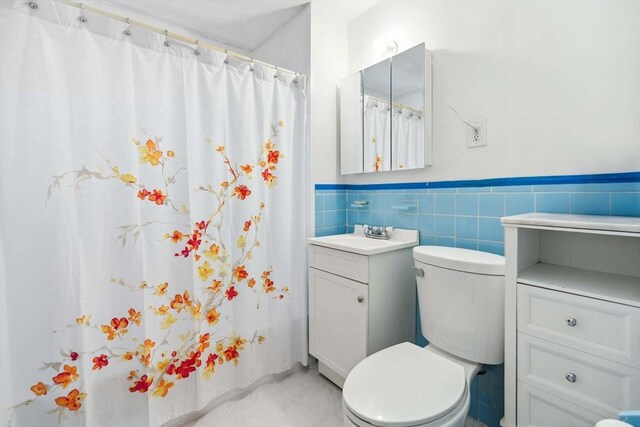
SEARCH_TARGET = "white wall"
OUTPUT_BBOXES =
[253,5,311,75]
[342,0,640,184]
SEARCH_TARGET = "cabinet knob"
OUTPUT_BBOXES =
[565,373,577,383]
[566,318,577,327]
[357,296,364,303]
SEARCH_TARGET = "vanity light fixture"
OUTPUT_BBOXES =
[372,38,398,58]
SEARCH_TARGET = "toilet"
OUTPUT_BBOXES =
[342,246,505,427]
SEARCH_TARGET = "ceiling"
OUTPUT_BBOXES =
[98,1,378,53]
[102,0,310,52]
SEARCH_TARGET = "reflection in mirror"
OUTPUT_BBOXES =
[340,71,363,174]
[363,58,391,173]
[391,44,425,170]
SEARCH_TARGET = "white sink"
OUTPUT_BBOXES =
[308,225,419,255]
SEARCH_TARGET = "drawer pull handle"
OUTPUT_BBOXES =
[357,296,364,303]
[566,318,577,327]
[565,373,577,383]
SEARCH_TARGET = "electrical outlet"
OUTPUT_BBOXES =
[467,118,487,148]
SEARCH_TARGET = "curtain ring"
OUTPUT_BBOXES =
[123,18,132,36]
[28,2,38,9]
[224,49,229,64]
[249,58,255,72]
[163,30,170,47]
[78,2,87,22]
[273,66,279,80]
[193,40,200,56]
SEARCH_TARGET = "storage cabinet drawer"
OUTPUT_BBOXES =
[517,284,640,368]
[308,244,369,283]
[517,381,605,427]
[517,334,640,417]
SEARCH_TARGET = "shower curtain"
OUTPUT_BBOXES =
[363,97,423,172]
[0,2,308,427]
[392,109,424,170]
[363,97,391,173]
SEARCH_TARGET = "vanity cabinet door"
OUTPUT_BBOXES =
[309,268,368,378]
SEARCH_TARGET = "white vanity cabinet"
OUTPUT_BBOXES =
[307,228,418,387]
[502,213,640,427]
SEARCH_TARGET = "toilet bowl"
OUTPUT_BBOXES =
[342,246,505,427]
[343,343,480,427]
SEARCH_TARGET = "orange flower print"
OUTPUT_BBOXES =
[189,301,202,320]
[92,354,108,370]
[233,265,248,281]
[187,232,202,251]
[167,150,175,158]
[138,338,156,355]
[154,282,168,296]
[75,315,90,325]
[262,168,277,187]
[181,352,202,378]
[263,278,275,293]
[137,189,151,200]
[148,189,166,205]
[232,185,251,200]
[52,365,79,389]
[208,279,222,294]
[203,353,218,379]
[267,150,280,165]
[167,230,184,243]
[243,220,252,232]
[224,346,240,365]
[54,389,87,411]
[248,278,256,288]
[30,382,47,396]
[128,308,141,326]
[101,317,129,340]
[231,335,246,350]
[204,244,219,261]
[155,305,170,316]
[226,286,239,301]
[138,139,163,166]
[170,291,192,312]
[153,379,174,397]
[129,375,153,393]
[240,164,253,174]
[197,261,214,281]
[197,333,210,353]
[205,308,220,325]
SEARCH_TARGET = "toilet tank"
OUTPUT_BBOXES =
[413,246,505,365]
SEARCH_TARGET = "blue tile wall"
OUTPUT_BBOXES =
[314,189,347,236]
[314,176,640,427]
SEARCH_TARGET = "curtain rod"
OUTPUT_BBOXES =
[48,0,305,77]
[365,94,423,115]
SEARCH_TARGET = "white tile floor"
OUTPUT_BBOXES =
[181,363,486,427]
[182,364,343,427]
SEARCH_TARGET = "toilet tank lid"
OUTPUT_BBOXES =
[413,246,505,276]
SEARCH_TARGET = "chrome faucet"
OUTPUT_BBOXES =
[363,225,393,240]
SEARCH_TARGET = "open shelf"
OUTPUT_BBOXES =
[518,262,640,308]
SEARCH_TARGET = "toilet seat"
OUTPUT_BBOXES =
[342,342,467,427]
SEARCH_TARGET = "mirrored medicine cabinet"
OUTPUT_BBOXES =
[340,43,432,175]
